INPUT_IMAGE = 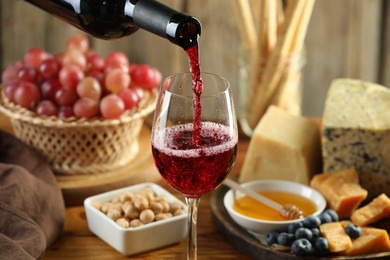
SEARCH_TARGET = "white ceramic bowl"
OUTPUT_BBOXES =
[84,183,188,256]
[223,180,326,235]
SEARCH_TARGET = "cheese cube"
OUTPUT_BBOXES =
[322,79,390,199]
[239,105,322,184]
[320,222,352,252]
[352,193,390,226]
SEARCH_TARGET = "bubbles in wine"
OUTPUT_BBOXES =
[152,122,238,158]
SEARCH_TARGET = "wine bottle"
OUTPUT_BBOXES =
[24,0,201,50]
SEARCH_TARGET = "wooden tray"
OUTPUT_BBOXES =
[210,185,390,260]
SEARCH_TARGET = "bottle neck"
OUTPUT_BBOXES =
[130,0,201,50]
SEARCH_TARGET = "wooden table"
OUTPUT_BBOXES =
[41,137,252,259]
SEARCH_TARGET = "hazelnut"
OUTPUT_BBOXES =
[140,209,155,224]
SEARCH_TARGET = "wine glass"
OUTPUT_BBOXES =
[151,72,238,259]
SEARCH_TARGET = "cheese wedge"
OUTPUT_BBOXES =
[352,193,390,226]
[239,105,321,184]
[310,168,367,219]
[340,227,390,256]
[322,78,390,199]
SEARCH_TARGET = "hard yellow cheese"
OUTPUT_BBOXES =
[239,105,322,184]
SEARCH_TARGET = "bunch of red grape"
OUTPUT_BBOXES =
[1,35,162,120]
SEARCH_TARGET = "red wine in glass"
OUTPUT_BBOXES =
[151,71,237,260]
[152,122,238,198]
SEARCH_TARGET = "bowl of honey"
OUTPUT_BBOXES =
[223,179,326,235]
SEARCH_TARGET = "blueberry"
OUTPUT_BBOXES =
[277,232,295,246]
[310,228,321,243]
[318,212,333,224]
[302,215,321,229]
[291,238,314,257]
[345,224,362,239]
[315,237,329,256]
[266,230,280,245]
[287,221,303,234]
[295,227,313,240]
[324,209,339,222]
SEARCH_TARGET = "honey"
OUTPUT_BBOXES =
[233,190,317,221]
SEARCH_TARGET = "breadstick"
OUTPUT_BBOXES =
[246,0,314,129]
[272,0,315,113]
[246,0,279,113]
[232,0,257,52]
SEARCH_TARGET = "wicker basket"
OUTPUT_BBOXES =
[0,86,157,175]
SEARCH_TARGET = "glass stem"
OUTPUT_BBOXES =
[185,197,200,260]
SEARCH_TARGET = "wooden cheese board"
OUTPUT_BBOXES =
[210,185,390,260]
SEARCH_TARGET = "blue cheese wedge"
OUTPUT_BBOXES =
[322,78,390,199]
[239,105,322,184]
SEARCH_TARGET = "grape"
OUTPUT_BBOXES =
[24,48,49,69]
[100,94,125,119]
[66,35,89,53]
[87,70,105,88]
[17,67,39,83]
[86,52,105,72]
[130,64,162,90]
[3,81,19,101]
[59,65,84,90]
[128,64,137,74]
[105,68,130,93]
[73,97,99,119]
[105,51,129,74]
[39,57,61,79]
[62,49,87,70]
[55,88,78,106]
[13,81,41,109]
[134,64,162,89]
[117,88,140,110]
[1,65,19,84]
[55,52,65,64]
[132,86,145,100]
[58,106,74,119]
[36,100,58,116]
[40,78,62,101]
[151,67,162,86]
[76,76,102,100]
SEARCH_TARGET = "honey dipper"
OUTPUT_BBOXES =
[224,179,305,220]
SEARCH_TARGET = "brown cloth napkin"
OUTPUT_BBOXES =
[0,130,65,259]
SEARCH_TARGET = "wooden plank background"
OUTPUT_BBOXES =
[0,0,387,117]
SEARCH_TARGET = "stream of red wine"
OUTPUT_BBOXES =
[185,44,203,147]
